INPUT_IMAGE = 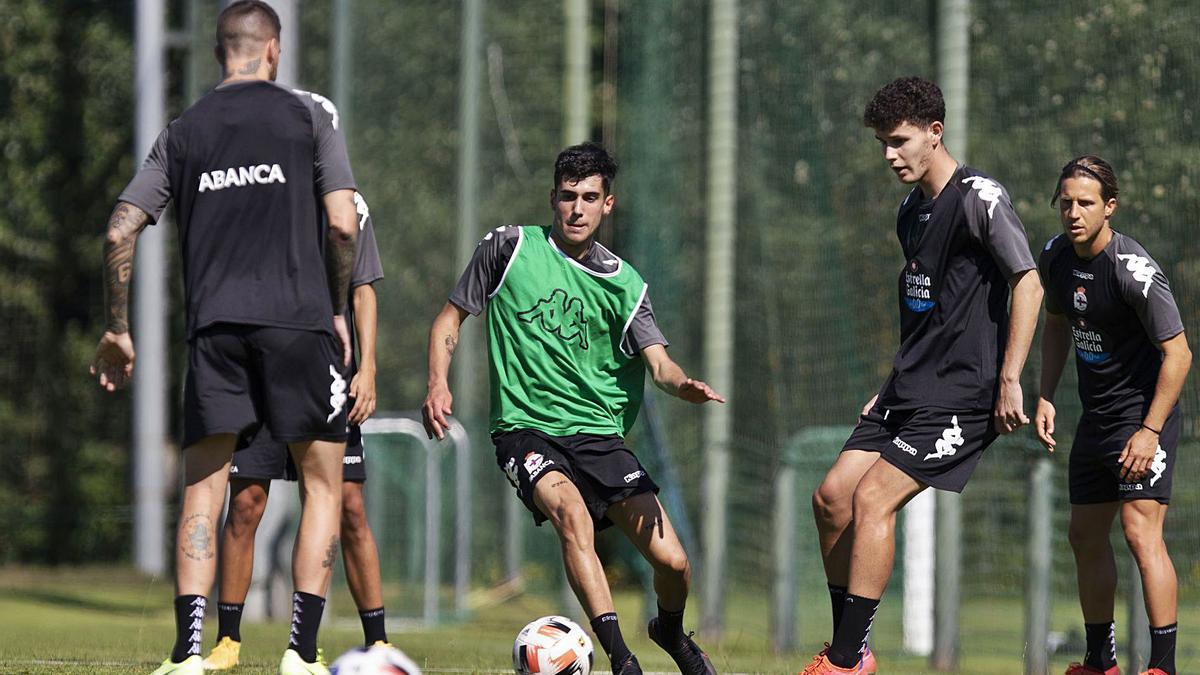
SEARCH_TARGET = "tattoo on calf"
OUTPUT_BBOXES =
[322,536,340,569]
[181,514,215,561]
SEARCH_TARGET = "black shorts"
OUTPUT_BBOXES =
[231,424,366,483]
[1069,409,1180,505]
[842,404,998,492]
[183,324,350,449]
[493,429,659,530]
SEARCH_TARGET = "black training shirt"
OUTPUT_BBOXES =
[880,165,1037,411]
[119,80,356,338]
[1039,231,1184,419]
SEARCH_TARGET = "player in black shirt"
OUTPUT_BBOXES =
[1037,155,1190,675]
[202,194,388,670]
[90,3,358,674]
[803,77,1043,674]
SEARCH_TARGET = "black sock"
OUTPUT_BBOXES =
[1149,623,1177,674]
[828,585,848,634]
[827,594,879,668]
[359,606,387,645]
[287,592,326,663]
[1083,621,1117,670]
[216,602,244,643]
[170,595,207,663]
[591,613,632,668]
[656,603,687,647]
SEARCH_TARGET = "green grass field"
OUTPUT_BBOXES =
[1,566,1196,674]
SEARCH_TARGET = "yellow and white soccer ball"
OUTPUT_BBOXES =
[512,615,593,675]
[330,643,422,675]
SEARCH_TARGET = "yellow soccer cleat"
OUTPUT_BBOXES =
[202,637,242,670]
[279,648,330,675]
[149,655,204,675]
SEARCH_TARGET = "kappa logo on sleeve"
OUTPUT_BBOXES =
[353,191,370,230]
[1116,253,1156,298]
[962,176,1003,218]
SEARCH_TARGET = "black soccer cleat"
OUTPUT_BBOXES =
[647,617,718,675]
[614,654,643,675]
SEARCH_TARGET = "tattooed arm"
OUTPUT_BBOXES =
[422,301,470,440]
[322,189,359,367]
[90,202,151,392]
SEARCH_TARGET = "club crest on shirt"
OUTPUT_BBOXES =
[903,260,935,313]
[1073,286,1088,312]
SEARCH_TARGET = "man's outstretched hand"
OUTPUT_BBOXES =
[678,378,725,404]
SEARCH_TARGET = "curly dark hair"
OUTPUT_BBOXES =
[554,142,618,194]
[1051,154,1119,206]
[863,76,946,132]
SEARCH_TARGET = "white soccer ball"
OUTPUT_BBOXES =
[330,644,422,675]
[512,615,594,675]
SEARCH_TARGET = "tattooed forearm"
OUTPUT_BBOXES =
[326,228,357,315]
[103,203,150,333]
[237,57,261,75]
[180,514,215,561]
[321,535,340,569]
[444,334,458,356]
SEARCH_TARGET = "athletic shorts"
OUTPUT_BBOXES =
[842,404,998,492]
[231,423,366,483]
[1069,408,1180,505]
[493,429,659,530]
[182,324,350,449]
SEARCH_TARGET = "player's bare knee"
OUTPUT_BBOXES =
[653,549,690,580]
[812,480,851,526]
[340,501,369,544]
[850,482,890,524]
[550,502,594,550]
[227,486,267,535]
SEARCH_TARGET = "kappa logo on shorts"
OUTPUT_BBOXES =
[1150,445,1167,487]
[343,455,362,465]
[623,470,645,484]
[503,457,519,489]
[892,436,918,457]
[326,365,347,423]
[924,415,965,461]
[523,451,554,480]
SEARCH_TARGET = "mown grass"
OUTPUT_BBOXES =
[1,566,1196,673]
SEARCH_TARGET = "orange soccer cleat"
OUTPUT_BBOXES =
[799,645,862,674]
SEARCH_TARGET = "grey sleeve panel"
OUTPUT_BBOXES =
[448,226,521,316]
[1038,235,1065,315]
[1113,239,1185,343]
[622,291,669,354]
[351,195,384,287]
[295,89,357,195]
[963,177,1037,278]
[117,126,172,223]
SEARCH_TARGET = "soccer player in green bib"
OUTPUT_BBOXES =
[423,143,724,675]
